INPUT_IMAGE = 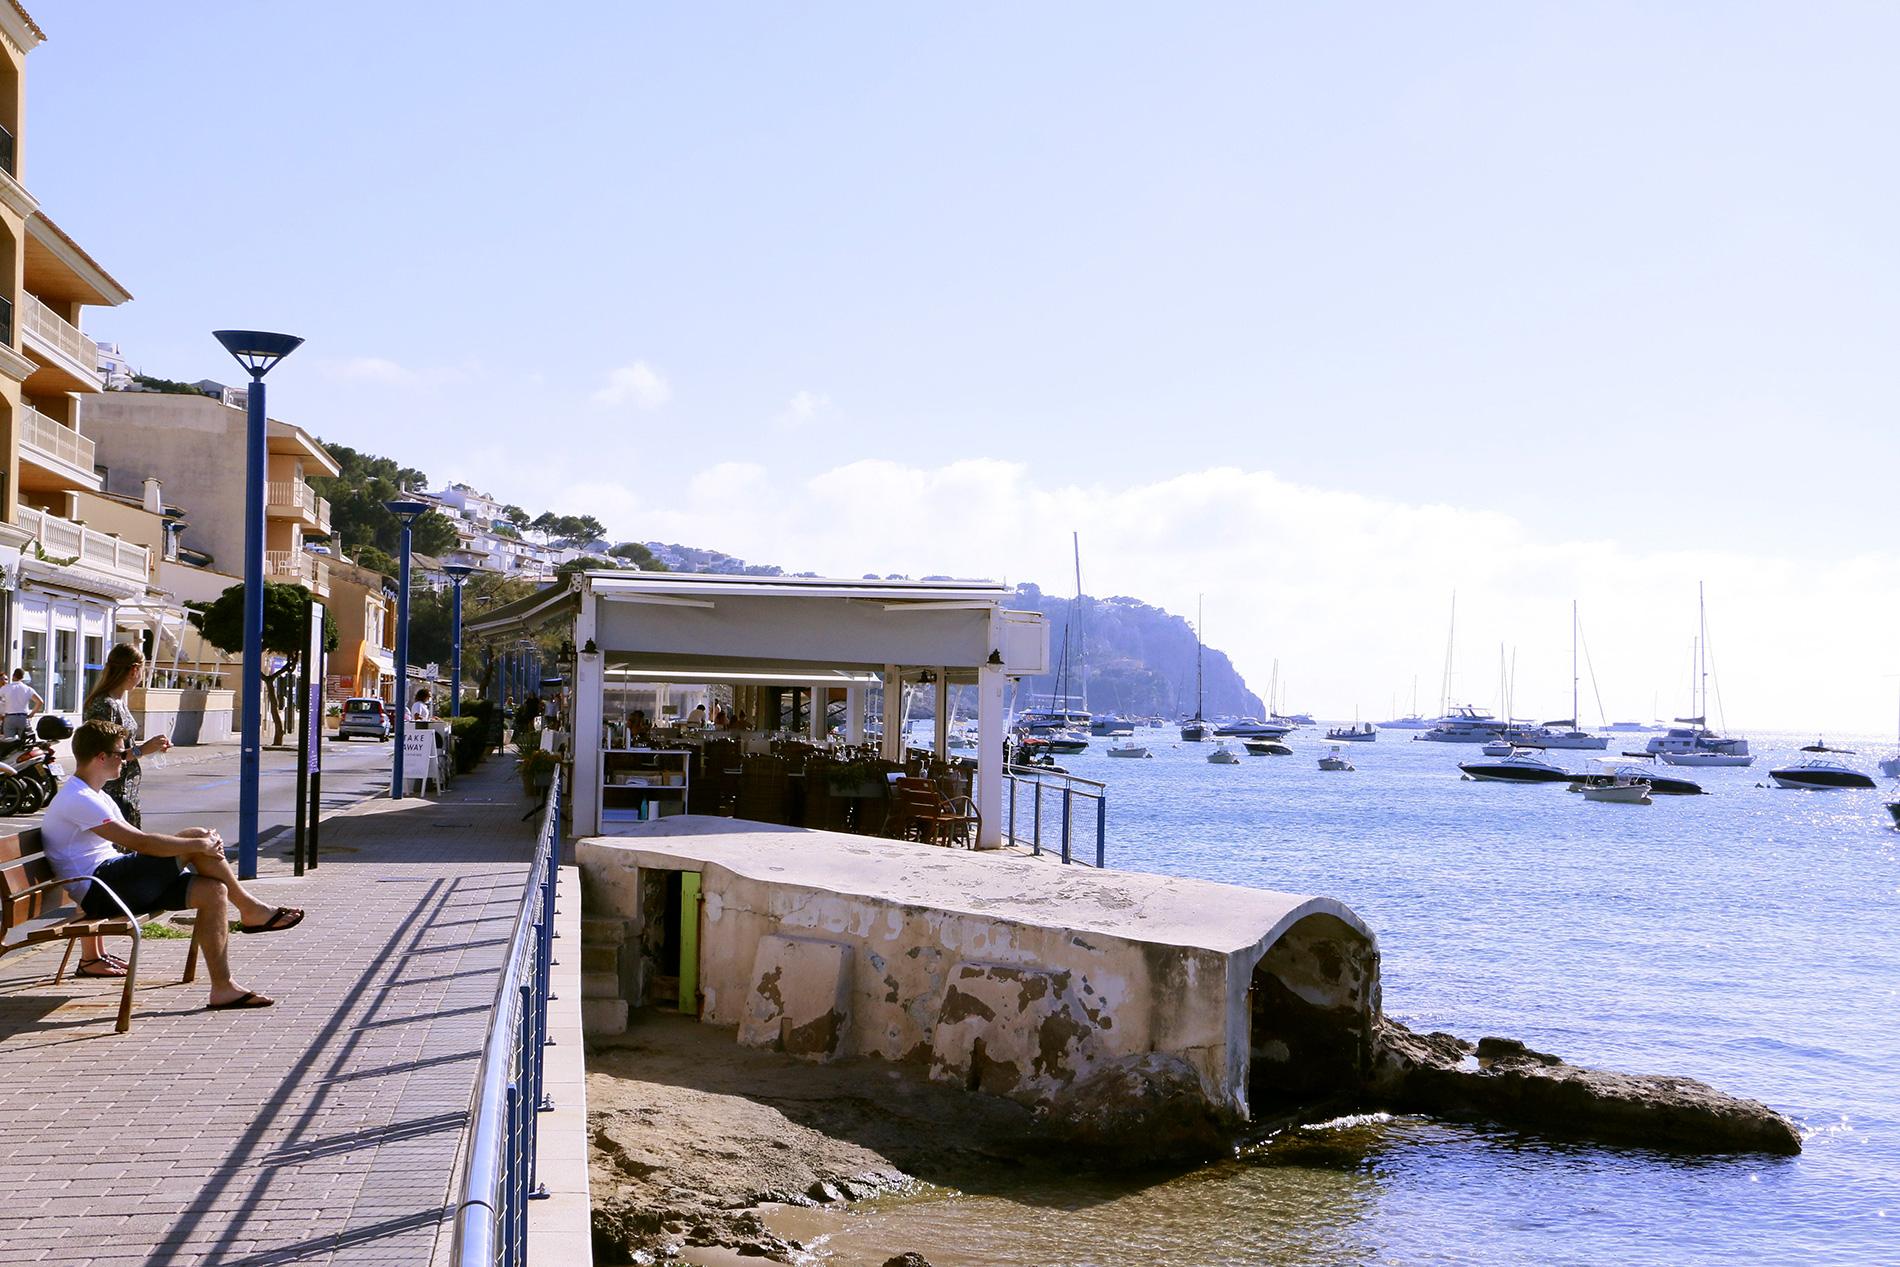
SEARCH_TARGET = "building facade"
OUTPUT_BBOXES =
[0,4,150,717]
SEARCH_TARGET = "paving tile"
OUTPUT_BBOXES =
[0,758,549,1266]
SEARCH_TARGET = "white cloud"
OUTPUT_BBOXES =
[771,390,832,431]
[442,454,1900,733]
[325,356,476,388]
[591,361,672,410]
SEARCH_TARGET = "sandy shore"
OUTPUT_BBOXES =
[588,1011,1047,1265]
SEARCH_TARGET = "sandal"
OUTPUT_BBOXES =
[76,957,128,978]
[239,907,305,935]
[205,991,274,1011]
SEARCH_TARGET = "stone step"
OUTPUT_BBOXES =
[581,970,622,1000]
[580,943,620,974]
[581,997,628,1037]
[581,917,628,946]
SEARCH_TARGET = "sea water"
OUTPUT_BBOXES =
[794,728,1899,1265]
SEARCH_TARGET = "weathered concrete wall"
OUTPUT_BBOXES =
[579,820,1377,1128]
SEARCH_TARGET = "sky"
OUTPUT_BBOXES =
[23,2,1900,732]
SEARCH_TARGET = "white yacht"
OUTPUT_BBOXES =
[1415,705,1509,743]
[1207,742,1242,765]
[1106,742,1151,759]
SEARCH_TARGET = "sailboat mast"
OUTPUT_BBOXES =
[1073,532,1087,715]
[1441,591,1457,718]
[1698,581,1709,725]
[1195,595,1204,721]
[1571,599,1580,726]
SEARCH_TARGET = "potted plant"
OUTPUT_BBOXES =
[825,756,889,799]
[518,748,560,797]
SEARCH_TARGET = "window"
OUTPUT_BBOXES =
[53,628,78,712]
[83,634,104,705]
[21,630,45,704]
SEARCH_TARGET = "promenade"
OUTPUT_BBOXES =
[0,753,545,1266]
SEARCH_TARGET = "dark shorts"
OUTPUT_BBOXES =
[79,854,193,918]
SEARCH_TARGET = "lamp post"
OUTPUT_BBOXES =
[443,561,474,718]
[212,329,304,880]
[386,499,428,796]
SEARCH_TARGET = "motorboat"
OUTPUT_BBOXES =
[1574,760,1704,795]
[1481,739,1519,757]
[1658,748,1753,768]
[1769,757,1877,790]
[1378,715,1435,730]
[1106,743,1151,759]
[1504,721,1608,751]
[1270,711,1315,728]
[1888,802,1900,828]
[1090,715,1137,736]
[1325,722,1377,742]
[1207,742,1242,765]
[1414,705,1508,743]
[1458,750,1572,784]
[1582,776,1651,804]
[1243,738,1293,756]
[1318,746,1354,772]
[1215,718,1294,738]
[1041,730,1090,755]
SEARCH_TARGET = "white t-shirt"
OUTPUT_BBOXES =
[411,700,433,723]
[0,680,35,713]
[41,780,128,899]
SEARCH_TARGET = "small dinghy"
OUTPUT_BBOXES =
[1582,775,1651,804]
[1207,742,1242,765]
[1318,745,1354,772]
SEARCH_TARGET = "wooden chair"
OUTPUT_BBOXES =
[892,777,980,848]
[0,829,202,1035]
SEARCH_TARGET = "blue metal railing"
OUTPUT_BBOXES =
[1003,764,1108,867]
[454,768,562,1266]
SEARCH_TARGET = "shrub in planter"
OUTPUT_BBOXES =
[448,716,484,772]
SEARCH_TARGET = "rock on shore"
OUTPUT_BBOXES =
[1368,1021,1803,1155]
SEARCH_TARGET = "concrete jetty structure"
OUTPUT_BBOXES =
[579,818,1379,1140]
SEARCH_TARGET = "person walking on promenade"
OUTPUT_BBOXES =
[0,667,43,739]
[44,720,304,1005]
[84,643,170,827]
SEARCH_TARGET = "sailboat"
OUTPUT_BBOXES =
[1180,596,1208,742]
[1379,678,1434,729]
[1646,583,1753,767]
[1415,593,1507,743]
[1504,602,1608,750]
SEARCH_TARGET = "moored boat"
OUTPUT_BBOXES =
[1574,760,1704,795]
[1243,738,1292,756]
[1207,742,1241,765]
[1326,722,1377,742]
[1318,745,1354,772]
[1583,776,1651,804]
[1459,750,1572,784]
[1106,743,1151,759]
[1768,757,1876,790]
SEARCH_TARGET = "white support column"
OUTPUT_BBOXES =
[933,671,950,757]
[880,665,901,762]
[975,664,1005,848]
[572,583,604,837]
[845,685,865,744]
[808,687,827,743]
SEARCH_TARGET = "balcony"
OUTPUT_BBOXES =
[17,505,150,585]
[18,404,99,490]
[19,293,102,393]
[266,481,331,533]
[265,550,332,598]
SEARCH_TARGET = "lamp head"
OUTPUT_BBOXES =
[385,498,429,523]
[443,563,475,581]
[212,329,304,379]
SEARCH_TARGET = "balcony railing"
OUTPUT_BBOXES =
[264,550,331,596]
[19,404,96,476]
[316,494,332,534]
[17,505,150,583]
[20,294,98,381]
[266,480,313,517]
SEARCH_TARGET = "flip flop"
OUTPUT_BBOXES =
[76,957,128,978]
[238,907,305,935]
[205,991,275,1011]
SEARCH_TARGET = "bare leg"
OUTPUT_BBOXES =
[186,849,282,927]
[187,877,267,1007]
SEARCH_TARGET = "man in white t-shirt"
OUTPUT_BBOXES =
[410,687,433,724]
[0,668,42,739]
[42,719,306,1009]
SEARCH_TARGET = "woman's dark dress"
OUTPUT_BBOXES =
[85,696,143,827]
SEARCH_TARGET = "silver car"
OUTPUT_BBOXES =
[336,697,393,741]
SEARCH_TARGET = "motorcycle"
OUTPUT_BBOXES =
[0,715,70,815]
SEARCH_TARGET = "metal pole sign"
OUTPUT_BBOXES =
[293,598,325,874]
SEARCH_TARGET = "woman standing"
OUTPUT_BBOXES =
[83,643,171,827]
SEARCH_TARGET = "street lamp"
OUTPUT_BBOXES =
[213,328,304,880]
[386,498,428,796]
[443,560,475,719]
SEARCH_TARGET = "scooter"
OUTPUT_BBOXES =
[0,715,70,814]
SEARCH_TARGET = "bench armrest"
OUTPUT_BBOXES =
[13,874,142,929]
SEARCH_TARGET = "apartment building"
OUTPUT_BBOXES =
[324,556,396,705]
[83,390,340,600]
[0,3,156,715]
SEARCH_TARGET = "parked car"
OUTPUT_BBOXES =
[336,697,393,741]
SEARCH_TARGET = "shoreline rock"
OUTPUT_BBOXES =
[1367,1020,1803,1156]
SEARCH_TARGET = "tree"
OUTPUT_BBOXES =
[608,542,666,570]
[501,504,529,526]
[190,582,339,745]
[355,544,397,578]
[411,510,461,558]
[555,555,611,575]
[307,442,438,565]
[557,514,606,545]
[529,512,561,548]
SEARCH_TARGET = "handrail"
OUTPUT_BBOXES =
[1003,763,1108,867]
[453,767,562,1266]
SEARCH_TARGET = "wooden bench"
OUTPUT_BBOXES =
[0,828,201,1035]
[892,777,980,848]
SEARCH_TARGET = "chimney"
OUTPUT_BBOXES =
[142,477,163,515]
